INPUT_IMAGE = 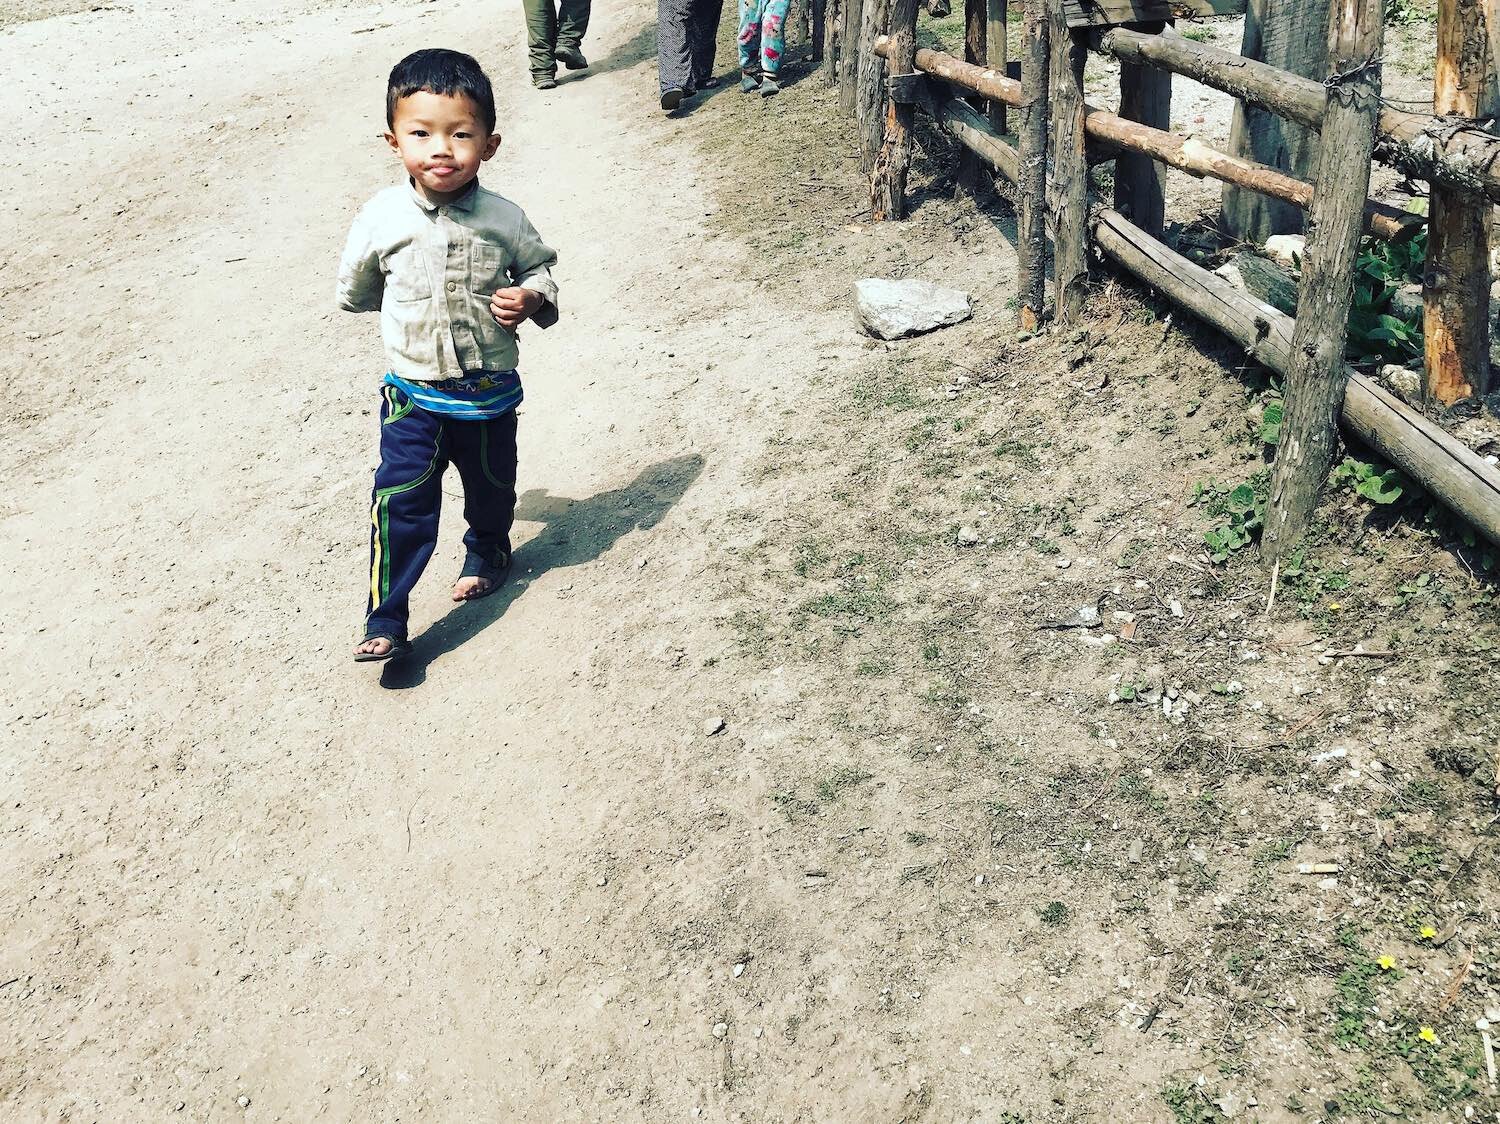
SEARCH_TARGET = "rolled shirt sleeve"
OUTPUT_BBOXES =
[511,215,559,329]
[336,204,385,313]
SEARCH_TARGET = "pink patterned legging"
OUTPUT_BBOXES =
[738,0,789,77]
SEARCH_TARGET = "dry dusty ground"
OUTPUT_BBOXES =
[3,0,1500,1121]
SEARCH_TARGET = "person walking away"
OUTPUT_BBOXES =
[657,0,724,112]
[524,0,590,89]
[738,0,789,96]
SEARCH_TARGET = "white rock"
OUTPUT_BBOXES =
[237,1096,251,1109]
[704,716,726,737]
[1264,234,1306,270]
[1381,363,1423,403]
[733,963,746,977]
[712,1022,728,1039]
[855,278,974,340]
[957,525,980,547]
[1078,606,1100,625]
[1390,283,1423,324]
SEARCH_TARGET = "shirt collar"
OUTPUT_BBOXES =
[407,177,480,214]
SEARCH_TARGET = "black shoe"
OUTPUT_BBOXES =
[661,87,684,111]
[556,45,588,70]
[533,75,558,90]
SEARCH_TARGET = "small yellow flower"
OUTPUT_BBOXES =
[1420,924,1438,940]
[1418,1026,1440,1045]
[1377,955,1397,971]
[1329,602,1341,611]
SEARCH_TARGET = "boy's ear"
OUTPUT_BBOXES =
[482,133,502,161]
[384,130,400,154]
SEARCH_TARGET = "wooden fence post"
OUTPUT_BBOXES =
[960,0,989,190]
[1424,0,1496,404]
[1048,0,1089,322]
[824,0,843,84]
[872,0,921,218]
[840,0,865,112]
[1263,0,1385,563]
[857,0,891,173]
[1017,0,1049,329]
[989,0,1009,135]
[812,0,827,62]
[1223,0,1331,242]
[1114,19,1171,239]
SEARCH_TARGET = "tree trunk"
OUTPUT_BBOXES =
[1049,1,1089,322]
[1425,0,1496,404]
[1017,0,1049,330]
[839,0,865,112]
[858,0,891,173]
[872,0,920,218]
[1223,0,1331,242]
[1262,0,1384,563]
[1114,19,1170,238]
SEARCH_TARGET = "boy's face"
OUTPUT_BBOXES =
[385,90,500,203]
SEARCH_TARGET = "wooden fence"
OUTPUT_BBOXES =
[811,0,1500,561]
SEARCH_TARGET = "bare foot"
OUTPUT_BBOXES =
[355,636,394,657]
[451,575,492,601]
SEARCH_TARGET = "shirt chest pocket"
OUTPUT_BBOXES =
[383,245,431,303]
[470,243,510,297]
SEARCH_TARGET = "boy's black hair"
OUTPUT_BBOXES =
[386,49,497,134]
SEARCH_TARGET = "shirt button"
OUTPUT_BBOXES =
[446,281,456,292]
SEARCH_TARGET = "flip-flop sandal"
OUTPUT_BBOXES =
[354,634,413,663]
[457,548,513,601]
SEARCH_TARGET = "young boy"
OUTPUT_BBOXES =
[338,49,558,663]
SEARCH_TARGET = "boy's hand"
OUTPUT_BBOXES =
[490,286,545,329]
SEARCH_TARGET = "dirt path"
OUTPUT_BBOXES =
[7,1,1500,1121]
[0,1,877,1116]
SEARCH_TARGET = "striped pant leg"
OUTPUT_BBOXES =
[366,387,448,641]
[448,409,519,564]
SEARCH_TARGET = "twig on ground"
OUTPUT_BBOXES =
[1436,948,1474,1015]
[1264,560,1279,617]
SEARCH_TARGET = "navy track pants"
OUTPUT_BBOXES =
[365,386,517,641]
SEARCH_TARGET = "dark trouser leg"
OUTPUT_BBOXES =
[447,409,519,563]
[366,390,448,641]
[523,0,559,79]
[690,0,724,87]
[658,0,694,93]
[557,0,590,50]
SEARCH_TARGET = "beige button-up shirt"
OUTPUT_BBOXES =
[337,179,559,382]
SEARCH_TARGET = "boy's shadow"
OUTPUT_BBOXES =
[381,453,705,689]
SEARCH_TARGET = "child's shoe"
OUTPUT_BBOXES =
[555,45,588,70]
[661,87,685,111]
[760,75,780,97]
[740,72,760,93]
[533,75,558,90]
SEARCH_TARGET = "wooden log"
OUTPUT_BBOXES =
[1018,0,1050,330]
[1262,0,1384,562]
[1050,2,1090,321]
[871,0,921,218]
[1425,0,1495,404]
[813,0,828,62]
[1062,0,1243,25]
[840,0,865,112]
[1092,208,1500,547]
[960,0,989,190]
[1115,19,1170,237]
[1223,0,1331,242]
[1098,25,1500,207]
[1217,250,1298,315]
[875,38,1423,241]
[988,0,1009,134]
[858,0,891,173]
[935,92,1023,181]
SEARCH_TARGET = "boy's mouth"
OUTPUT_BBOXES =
[427,165,459,177]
